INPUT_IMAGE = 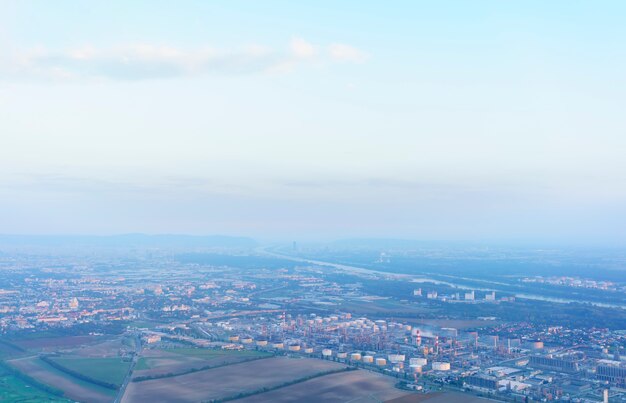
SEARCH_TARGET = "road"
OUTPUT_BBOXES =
[113,333,142,403]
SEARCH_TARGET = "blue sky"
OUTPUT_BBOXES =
[1,1,626,243]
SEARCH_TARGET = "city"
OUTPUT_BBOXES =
[0,236,624,402]
[2,1,626,402]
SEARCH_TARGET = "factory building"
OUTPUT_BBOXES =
[529,356,579,373]
[597,362,626,386]
[465,375,498,391]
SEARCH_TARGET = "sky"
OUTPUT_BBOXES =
[1,1,626,244]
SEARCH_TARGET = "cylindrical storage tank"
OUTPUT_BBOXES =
[362,355,374,363]
[337,352,347,359]
[322,349,332,357]
[289,344,301,352]
[256,340,268,346]
[410,365,423,373]
[242,337,253,344]
[432,362,450,371]
[273,342,284,349]
[375,358,387,366]
[388,354,405,363]
[405,325,412,331]
[304,347,314,354]
[410,358,427,367]
[228,335,239,342]
[350,353,362,361]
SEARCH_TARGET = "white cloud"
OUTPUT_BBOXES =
[290,37,316,59]
[329,43,368,62]
[0,39,367,82]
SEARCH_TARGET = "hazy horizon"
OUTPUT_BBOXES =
[3,1,626,245]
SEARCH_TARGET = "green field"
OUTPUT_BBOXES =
[48,356,131,387]
[0,367,70,402]
[338,298,434,315]
[126,319,160,329]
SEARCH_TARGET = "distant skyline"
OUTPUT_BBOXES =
[2,1,626,244]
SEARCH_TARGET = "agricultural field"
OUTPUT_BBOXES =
[10,335,102,352]
[0,366,71,403]
[48,355,132,387]
[6,356,115,403]
[0,340,25,359]
[71,335,132,357]
[338,299,434,316]
[126,319,164,329]
[123,356,345,403]
[236,367,411,403]
[133,347,271,379]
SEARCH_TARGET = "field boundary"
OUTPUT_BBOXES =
[40,355,119,390]
[132,354,273,382]
[0,359,66,397]
[0,339,26,353]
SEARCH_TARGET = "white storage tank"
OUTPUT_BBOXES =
[322,348,333,357]
[432,362,450,371]
[410,358,427,367]
[388,354,405,363]
[375,358,387,366]
[410,365,423,373]
[362,355,374,363]
[350,353,362,361]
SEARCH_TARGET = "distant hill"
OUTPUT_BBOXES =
[0,234,257,248]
